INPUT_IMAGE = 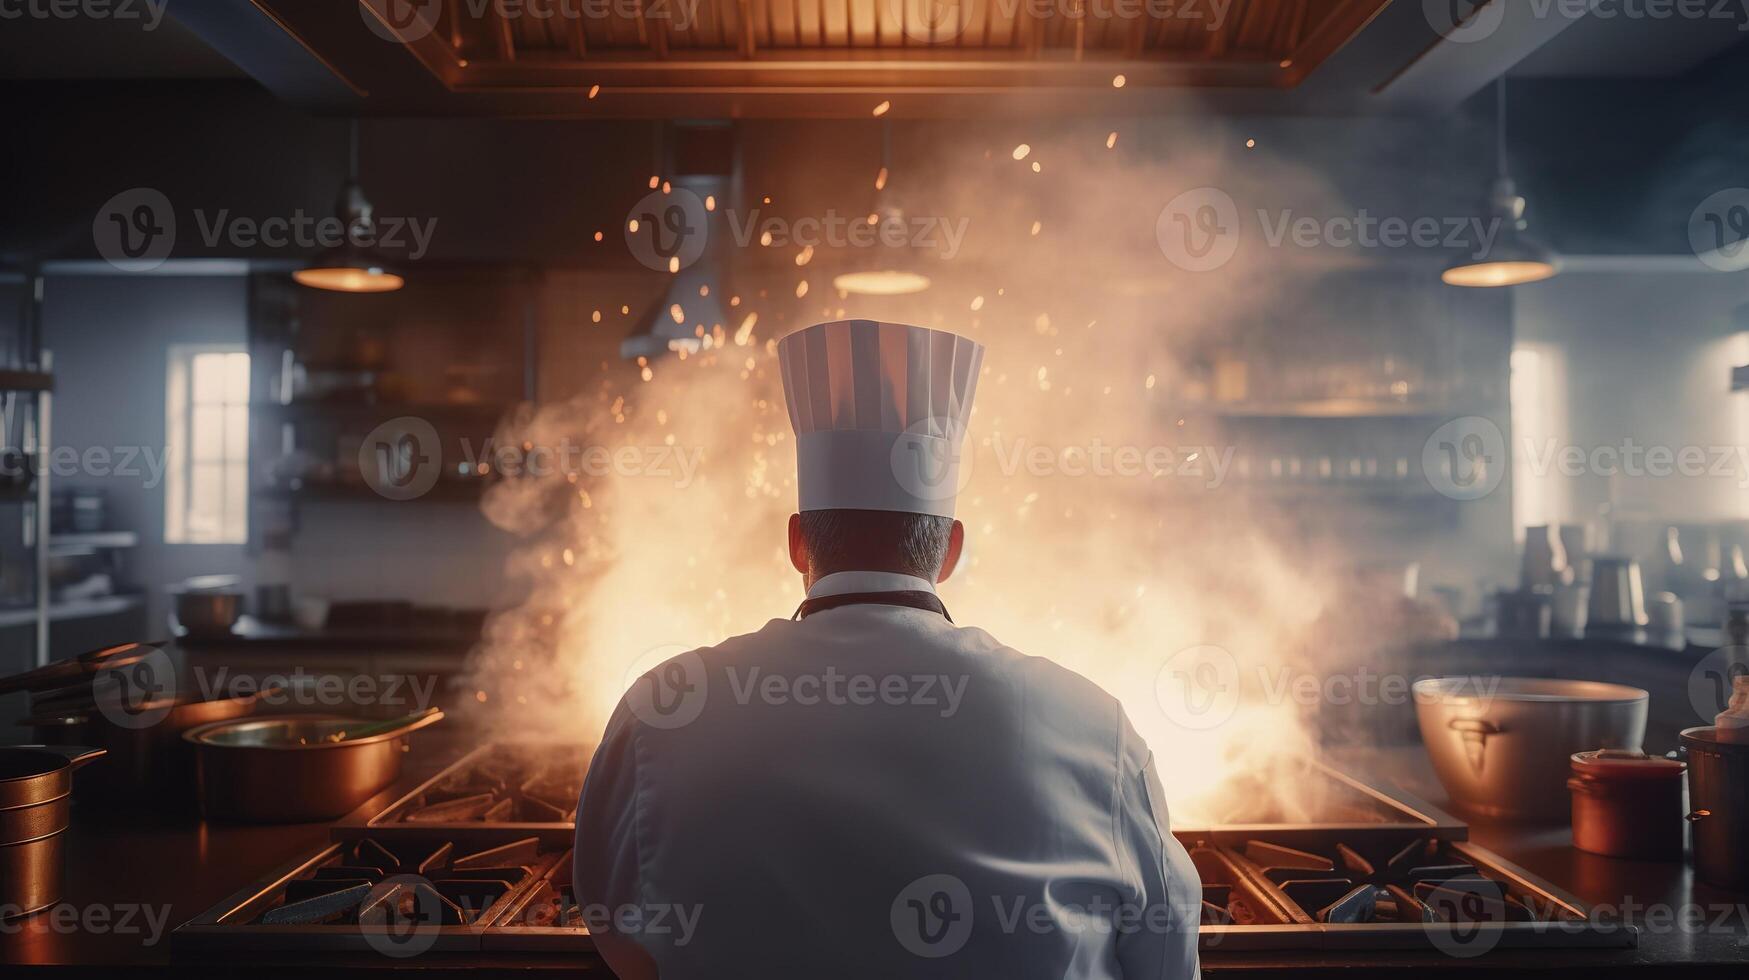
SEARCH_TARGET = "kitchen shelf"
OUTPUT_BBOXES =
[48,530,138,553]
[0,593,144,629]
[1167,399,1457,420]
[254,400,510,423]
[0,368,53,392]
[256,479,494,504]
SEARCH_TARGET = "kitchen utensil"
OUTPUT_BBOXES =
[254,584,293,623]
[1520,525,1568,592]
[171,580,246,638]
[1551,583,1590,638]
[1646,591,1686,649]
[184,709,445,823]
[293,596,330,631]
[1558,524,1591,579]
[1494,589,1551,639]
[0,640,159,697]
[1585,556,1648,641]
[21,685,281,805]
[0,745,105,917]
[1413,676,1647,822]
[1567,749,1685,860]
[1680,726,1749,889]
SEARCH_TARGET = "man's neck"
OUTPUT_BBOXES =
[805,569,939,598]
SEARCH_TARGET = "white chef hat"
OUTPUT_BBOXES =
[778,319,984,518]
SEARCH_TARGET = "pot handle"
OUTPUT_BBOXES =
[1448,718,1503,735]
[1687,809,1712,823]
[17,744,108,770]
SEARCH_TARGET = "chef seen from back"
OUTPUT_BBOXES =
[574,319,1202,979]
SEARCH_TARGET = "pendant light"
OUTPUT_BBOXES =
[833,120,932,297]
[294,119,406,293]
[1442,79,1560,288]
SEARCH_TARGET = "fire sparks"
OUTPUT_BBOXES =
[872,100,891,117]
[1111,73,1126,88]
[463,125,1376,829]
[587,84,600,100]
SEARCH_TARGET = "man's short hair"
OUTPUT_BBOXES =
[797,509,953,580]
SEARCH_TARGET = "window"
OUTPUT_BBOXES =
[166,346,249,544]
[1509,343,1568,538]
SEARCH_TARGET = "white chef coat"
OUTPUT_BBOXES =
[574,570,1202,979]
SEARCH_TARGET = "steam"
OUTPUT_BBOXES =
[461,118,1429,825]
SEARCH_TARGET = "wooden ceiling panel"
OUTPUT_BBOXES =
[299,0,1403,114]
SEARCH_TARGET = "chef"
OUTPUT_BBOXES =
[575,319,1201,979]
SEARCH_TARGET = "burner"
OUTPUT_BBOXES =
[185,747,1636,956]
[1239,838,1533,925]
[175,836,570,953]
[343,744,589,843]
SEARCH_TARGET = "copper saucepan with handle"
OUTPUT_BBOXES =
[0,745,106,918]
[184,708,445,823]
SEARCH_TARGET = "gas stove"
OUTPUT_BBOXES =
[175,744,1637,955]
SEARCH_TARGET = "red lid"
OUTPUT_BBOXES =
[1570,749,1685,779]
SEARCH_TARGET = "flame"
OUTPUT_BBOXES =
[464,124,1394,828]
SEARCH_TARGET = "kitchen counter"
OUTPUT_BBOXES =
[3,737,1745,976]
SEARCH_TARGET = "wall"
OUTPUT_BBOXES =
[1514,270,1749,532]
[42,274,516,634]
[43,274,252,631]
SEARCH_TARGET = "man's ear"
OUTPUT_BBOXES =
[787,513,809,575]
[936,519,966,583]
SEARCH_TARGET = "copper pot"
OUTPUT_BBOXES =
[22,687,278,807]
[0,746,106,918]
[184,710,443,824]
[1567,749,1686,860]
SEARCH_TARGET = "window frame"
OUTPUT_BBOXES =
[165,344,250,545]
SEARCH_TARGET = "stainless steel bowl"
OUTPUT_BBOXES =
[1413,676,1647,822]
[172,589,244,638]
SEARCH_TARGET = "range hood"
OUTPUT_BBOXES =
[621,126,734,361]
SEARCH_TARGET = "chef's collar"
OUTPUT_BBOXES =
[806,570,938,600]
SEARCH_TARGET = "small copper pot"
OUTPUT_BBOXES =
[0,746,106,917]
[1567,749,1686,860]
